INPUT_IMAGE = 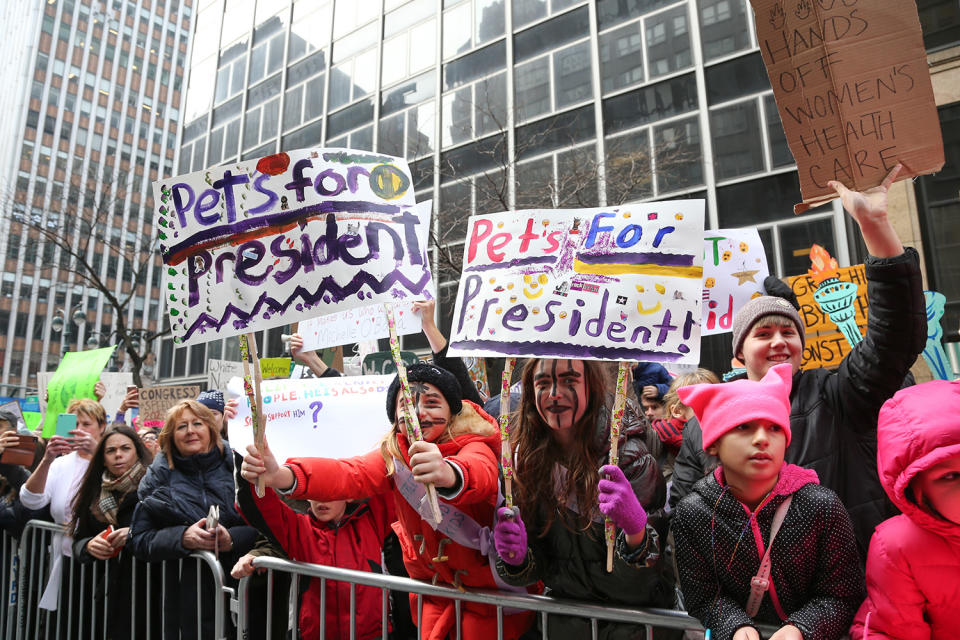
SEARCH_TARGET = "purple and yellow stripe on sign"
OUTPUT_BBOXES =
[574,252,702,278]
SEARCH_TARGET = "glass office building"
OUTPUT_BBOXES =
[161,0,960,383]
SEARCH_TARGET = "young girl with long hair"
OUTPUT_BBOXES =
[493,358,672,639]
[70,426,158,638]
[241,362,535,640]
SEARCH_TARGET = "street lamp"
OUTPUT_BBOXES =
[50,305,87,357]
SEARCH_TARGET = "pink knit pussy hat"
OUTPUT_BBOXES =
[677,363,793,450]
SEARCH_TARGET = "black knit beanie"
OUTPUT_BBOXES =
[385,363,463,424]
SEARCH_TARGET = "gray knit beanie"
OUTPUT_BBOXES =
[731,295,805,358]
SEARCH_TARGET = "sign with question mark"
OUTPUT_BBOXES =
[226,374,394,462]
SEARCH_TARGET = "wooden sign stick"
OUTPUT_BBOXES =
[239,334,267,498]
[384,304,442,524]
[499,358,516,508]
[605,361,630,572]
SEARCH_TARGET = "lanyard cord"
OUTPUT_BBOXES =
[706,484,776,631]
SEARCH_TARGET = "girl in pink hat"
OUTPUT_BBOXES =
[672,363,863,640]
[850,380,960,639]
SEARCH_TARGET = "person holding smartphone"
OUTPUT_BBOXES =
[20,398,107,629]
[0,406,40,538]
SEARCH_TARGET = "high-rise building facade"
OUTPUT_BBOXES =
[163,0,960,384]
[0,0,195,397]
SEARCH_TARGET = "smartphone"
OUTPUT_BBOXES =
[55,414,77,439]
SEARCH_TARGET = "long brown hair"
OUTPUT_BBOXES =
[69,426,153,535]
[512,358,608,535]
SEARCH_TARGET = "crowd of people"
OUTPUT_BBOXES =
[0,166,956,640]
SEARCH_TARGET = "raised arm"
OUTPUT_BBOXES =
[414,299,485,405]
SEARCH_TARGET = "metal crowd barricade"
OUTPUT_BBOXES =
[0,528,18,640]
[237,556,781,640]
[14,520,234,640]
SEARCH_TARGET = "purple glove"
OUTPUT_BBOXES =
[493,506,528,566]
[598,464,648,536]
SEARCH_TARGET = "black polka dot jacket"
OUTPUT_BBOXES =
[673,464,865,640]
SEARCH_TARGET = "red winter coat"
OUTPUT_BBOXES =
[851,380,960,640]
[236,480,395,640]
[285,400,535,640]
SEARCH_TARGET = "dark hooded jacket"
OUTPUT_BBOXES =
[850,380,960,640]
[129,445,257,640]
[495,400,673,640]
[671,249,925,558]
[673,465,864,640]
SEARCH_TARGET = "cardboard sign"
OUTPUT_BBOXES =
[447,203,705,363]
[787,259,867,370]
[43,347,117,423]
[226,375,394,463]
[259,357,293,379]
[750,0,944,213]
[702,229,770,335]
[154,147,434,347]
[207,359,247,391]
[297,300,428,352]
[138,384,202,422]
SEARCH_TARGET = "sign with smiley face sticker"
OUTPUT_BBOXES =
[701,229,770,336]
[448,203,705,364]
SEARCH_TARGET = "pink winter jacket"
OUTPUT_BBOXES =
[850,380,960,640]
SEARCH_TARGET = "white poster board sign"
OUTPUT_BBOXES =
[448,202,705,364]
[701,228,769,335]
[154,147,434,347]
[297,298,431,352]
[227,374,394,463]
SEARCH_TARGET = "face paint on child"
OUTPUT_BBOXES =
[396,381,451,442]
[534,359,588,433]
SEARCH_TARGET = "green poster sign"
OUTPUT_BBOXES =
[23,412,42,432]
[42,347,116,437]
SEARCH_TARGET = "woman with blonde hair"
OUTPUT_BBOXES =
[21,398,107,613]
[129,399,256,640]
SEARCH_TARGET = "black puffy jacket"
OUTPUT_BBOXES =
[670,249,926,558]
[129,446,256,640]
[496,400,673,639]
[129,445,256,560]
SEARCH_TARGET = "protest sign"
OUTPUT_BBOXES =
[154,147,434,347]
[750,0,944,213]
[361,351,420,375]
[447,203,705,363]
[207,359,246,390]
[40,370,134,422]
[297,300,429,352]
[787,245,867,369]
[259,357,292,379]
[0,401,25,431]
[43,347,117,422]
[23,412,42,432]
[702,229,769,335]
[226,374,394,463]
[139,384,202,422]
